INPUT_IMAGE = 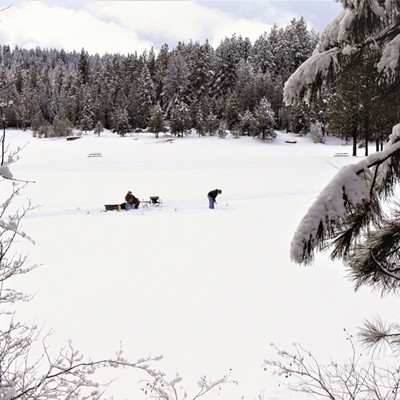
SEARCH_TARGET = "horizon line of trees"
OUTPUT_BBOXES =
[0,18,319,139]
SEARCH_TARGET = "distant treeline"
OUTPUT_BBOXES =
[0,18,318,138]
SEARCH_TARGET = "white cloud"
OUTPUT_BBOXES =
[0,1,340,55]
[89,1,285,48]
[0,2,153,54]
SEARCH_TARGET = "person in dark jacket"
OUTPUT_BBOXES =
[125,191,140,210]
[207,189,222,209]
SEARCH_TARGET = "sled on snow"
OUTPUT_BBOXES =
[104,203,125,211]
[104,196,162,211]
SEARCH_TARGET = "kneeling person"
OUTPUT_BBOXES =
[125,191,140,210]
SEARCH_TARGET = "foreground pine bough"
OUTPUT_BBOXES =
[290,123,400,291]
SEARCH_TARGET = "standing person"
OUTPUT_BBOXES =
[207,189,222,209]
[125,191,140,210]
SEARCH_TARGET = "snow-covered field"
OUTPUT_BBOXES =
[6,129,400,400]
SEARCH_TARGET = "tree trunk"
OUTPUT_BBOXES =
[352,126,358,157]
[364,116,369,156]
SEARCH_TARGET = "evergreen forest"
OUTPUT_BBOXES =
[0,18,320,139]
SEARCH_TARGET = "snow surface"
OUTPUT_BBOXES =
[5,129,400,400]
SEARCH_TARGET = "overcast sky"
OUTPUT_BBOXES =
[0,1,341,55]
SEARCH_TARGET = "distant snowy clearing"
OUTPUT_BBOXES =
[6,129,400,400]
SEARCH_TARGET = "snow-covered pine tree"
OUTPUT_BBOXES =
[205,112,219,136]
[327,47,397,156]
[234,60,257,115]
[224,95,240,130]
[254,97,276,140]
[77,48,90,85]
[148,103,165,138]
[186,40,214,109]
[136,63,156,128]
[170,102,191,137]
[238,109,258,136]
[112,107,130,137]
[267,5,400,397]
[79,99,95,132]
[212,33,249,123]
[94,120,104,136]
[162,53,190,117]
[154,43,170,107]
[288,0,400,291]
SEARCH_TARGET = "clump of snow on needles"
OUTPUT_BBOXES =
[290,123,400,264]
[0,164,13,179]
[377,34,400,81]
[290,161,372,264]
[283,7,358,105]
[283,49,338,105]
[314,9,356,52]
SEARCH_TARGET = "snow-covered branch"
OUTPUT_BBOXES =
[0,321,164,400]
[139,369,235,400]
[284,1,400,106]
[291,124,400,265]
[284,48,339,105]
[377,33,400,82]
[265,331,400,400]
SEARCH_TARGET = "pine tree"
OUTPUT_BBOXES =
[148,103,165,138]
[194,104,206,136]
[77,48,90,85]
[94,120,104,137]
[224,96,239,130]
[267,5,400,398]
[204,112,219,136]
[112,107,130,137]
[162,53,189,116]
[53,115,73,137]
[252,32,275,74]
[234,60,257,114]
[254,97,276,140]
[238,110,257,136]
[288,0,400,292]
[136,64,156,128]
[80,100,95,132]
[170,102,191,137]
[154,43,170,107]
[186,40,214,108]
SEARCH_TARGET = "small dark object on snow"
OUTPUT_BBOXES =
[66,136,81,141]
[142,196,163,207]
[104,203,125,211]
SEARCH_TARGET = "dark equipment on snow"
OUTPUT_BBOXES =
[104,203,125,211]
[104,196,162,211]
[142,196,163,207]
